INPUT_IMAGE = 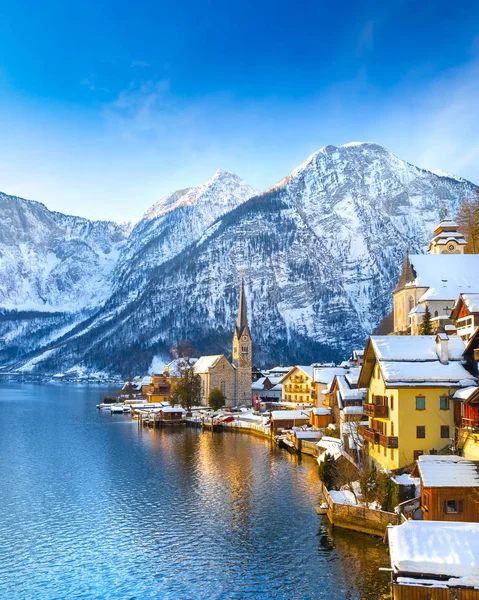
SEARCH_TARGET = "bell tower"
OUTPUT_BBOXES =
[428,205,467,254]
[232,272,252,405]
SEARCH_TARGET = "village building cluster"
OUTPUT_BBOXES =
[118,212,479,598]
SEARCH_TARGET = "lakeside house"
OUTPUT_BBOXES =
[411,455,479,522]
[270,410,310,433]
[387,520,479,599]
[279,366,315,405]
[358,334,476,470]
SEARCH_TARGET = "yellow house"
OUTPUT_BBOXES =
[358,334,476,470]
[146,369,181,403]
[279,366,315,405]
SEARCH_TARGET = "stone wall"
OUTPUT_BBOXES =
[322,487,397,537]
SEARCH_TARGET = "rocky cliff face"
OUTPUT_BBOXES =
[0,143,477,376]
[0,192,131,311]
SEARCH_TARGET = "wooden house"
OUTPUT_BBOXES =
[270,410,310,433]
[411,455,479,522]
[309,407,333,429]
[388,520,479,599]
[160,407,185,422]
[451,294,479,342]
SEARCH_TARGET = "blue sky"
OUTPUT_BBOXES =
[1,0,479,221]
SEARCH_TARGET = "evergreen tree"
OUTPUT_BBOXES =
[208,388,226,411]
[419,304,433,335]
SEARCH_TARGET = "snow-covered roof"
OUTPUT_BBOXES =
[406,254,479,302]
[380,360,475,386]
[388,520,479,579]
[336,375,366,400]
[371,335,465,362]
[161,407,185,413]
[462,293,479,314]
[165,357,198,376]
[252,377,267,390]
[416,455,479,488]
[296,365,314,379]
[453,386,479,400]
[311,407,332,416]
[271,410,310,420]
[313,367,346,384]
[194,355,224,373]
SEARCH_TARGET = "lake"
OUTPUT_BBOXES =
[0,383,390,599]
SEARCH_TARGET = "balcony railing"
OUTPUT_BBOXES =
[359,425,379,444]
[379,434,398,448]
[363,403,389,418]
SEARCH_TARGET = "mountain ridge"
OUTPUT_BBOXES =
[0,143,477,376]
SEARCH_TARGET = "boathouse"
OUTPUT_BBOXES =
[410,454,479,522]
[388,519,479,599]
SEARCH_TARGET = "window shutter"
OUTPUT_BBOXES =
[458,500,464,513]
[443,500,448,513]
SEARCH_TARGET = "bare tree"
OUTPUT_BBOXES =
[457,191,479,254]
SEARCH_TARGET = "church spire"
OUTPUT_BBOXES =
[235,272,248,336]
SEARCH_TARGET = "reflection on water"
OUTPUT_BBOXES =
[0,383,390,599]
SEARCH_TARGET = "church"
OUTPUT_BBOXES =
[194,275,253,407]
[393,212,479,335]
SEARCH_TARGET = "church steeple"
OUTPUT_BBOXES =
[232,272,252,405]
[235,271,249,337]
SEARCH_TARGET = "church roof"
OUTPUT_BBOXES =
[393,253,416,293]
[194,355,225,373]
[235,275,249,337]
[396,254,479,302]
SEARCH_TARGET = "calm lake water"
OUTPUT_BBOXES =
[0,383,390,599]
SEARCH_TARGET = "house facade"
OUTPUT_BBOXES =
[358,335,476,470]
[411,455,479,522]
[451,293,479,342]
[280,366,315,405]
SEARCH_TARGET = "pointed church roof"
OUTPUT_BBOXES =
[394,253,417,293]
[235,274,249,337]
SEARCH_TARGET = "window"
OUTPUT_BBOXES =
[390,395,394,411]
[241,346,248,354]
[440,396,449,410]
[416,396,425,410]
[434,310,439,317]
[221,381,226,395]
[409,296,415,312]
[383,445,387,456]
[445,500,458,513]
[416,426,425,438]
[441,425,450,439]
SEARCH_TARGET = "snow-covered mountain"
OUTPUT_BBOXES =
[0,143,477,376]
[112,169,256,298]
[0,191,132,311]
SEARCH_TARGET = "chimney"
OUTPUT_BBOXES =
[436,333,449,365]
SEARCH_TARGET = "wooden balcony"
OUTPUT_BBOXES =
[363,403,389,418]
[379,434,398,448]
[359,425,379,444]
